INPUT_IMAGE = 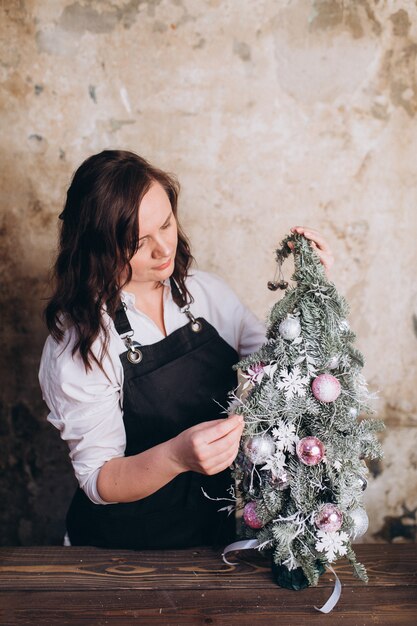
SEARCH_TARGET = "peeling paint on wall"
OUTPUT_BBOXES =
[0,0,416,545]
[390,9,411,38]
[374,504,417,543]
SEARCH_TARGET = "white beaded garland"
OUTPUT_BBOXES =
[278,316,301,341]
[243,435,276,465]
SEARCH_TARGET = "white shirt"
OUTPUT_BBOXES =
[38,269,266,505]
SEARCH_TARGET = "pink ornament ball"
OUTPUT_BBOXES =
[315,503,343,532]
[243,501,264,529]
[312,374,341,403]
[296,436,325,466]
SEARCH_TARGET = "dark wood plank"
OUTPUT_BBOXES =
[0,545,416,591]
[0,545,416,625]
[0,588,416,626]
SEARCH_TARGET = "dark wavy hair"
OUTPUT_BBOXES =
[44,149,195,371]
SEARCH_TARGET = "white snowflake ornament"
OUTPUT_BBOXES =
[315,529,349,562]
[276,365,310,401]
[260,451,287,475]
[271,422,300,454]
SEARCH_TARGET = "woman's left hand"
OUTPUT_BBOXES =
[288,226,335,277]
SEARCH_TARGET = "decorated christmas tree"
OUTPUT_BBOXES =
[228,232,384,590]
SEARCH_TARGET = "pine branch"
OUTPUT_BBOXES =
[346,546,369,583]
[231,231,383,589]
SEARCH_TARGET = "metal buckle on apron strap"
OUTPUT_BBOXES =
[119,302,143,364]
[118,289,201,367]
[124,334,143,364]
[181,304,202,333]
[171,276,202,333]
[119,322,143,364]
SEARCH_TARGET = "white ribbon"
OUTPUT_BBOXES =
[314,565,341,614]
[222,539,261,565]
[222,540,342,613]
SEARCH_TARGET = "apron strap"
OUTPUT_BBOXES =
[114,302,133,338]
[114,303,143,362]
[114,276,197,349]
[114,276,189,338]
[169,276,188,308]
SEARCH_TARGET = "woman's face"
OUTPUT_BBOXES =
[128,181,178,285]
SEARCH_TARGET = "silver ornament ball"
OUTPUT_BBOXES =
[243,435,276,465]
[349,507,369,540]
[357,475,368,491]
[279,316,301,341]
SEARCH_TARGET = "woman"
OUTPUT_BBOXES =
[39,149,334,550]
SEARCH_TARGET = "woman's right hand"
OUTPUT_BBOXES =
[168,414,245,476]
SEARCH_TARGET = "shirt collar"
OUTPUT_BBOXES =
[121,280,171,308]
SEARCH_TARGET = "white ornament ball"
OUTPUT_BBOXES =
[312,374,341,403]
[349,407,359,419]
[327,355,340,370]
[243,435,275,465]
[349,507,369,540]
[279,316,301,341]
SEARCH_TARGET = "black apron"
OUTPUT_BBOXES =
[66,279,239,550]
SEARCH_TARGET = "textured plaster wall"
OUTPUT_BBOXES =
[0,0,416,545]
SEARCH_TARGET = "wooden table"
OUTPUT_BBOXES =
[0,544,416,625]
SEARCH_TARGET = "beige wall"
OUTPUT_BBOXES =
[1,0,416,544]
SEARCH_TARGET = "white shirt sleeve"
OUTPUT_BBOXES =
[38,272,266,507]
[38,326,126,505]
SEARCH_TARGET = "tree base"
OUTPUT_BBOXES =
[271,560,326,590]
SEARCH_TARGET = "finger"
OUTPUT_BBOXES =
[316,253,334,276]
[208,422,244,450]
[192,414,242,433]
[311,244,329,261]
[208,439,240,465]
[203,416,244,445]
[291,225,322,235]
[206,426,243,460]
[312,245,334,265]
[201,436,239,473]
[290,226,323,241]
[303,233,332,258]
[291,226,331,252]
[289,229,334,276]
[205,443,241,474]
